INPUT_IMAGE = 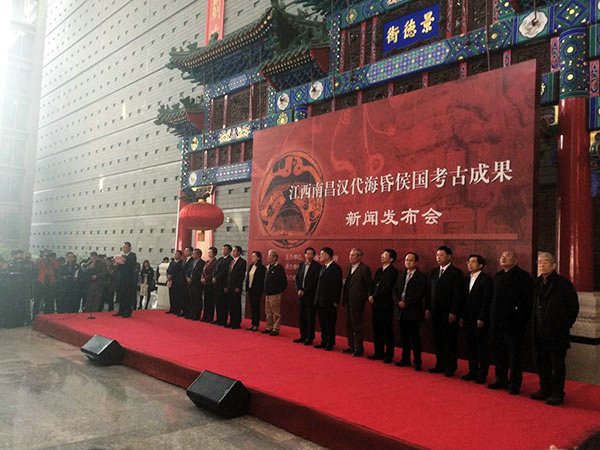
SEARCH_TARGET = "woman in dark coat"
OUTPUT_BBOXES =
[139,260,156,309]
[245,251,266,331]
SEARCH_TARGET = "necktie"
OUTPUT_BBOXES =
[230,259,235,272]
[439,267,445,278]
[402,271,412,300]
[302,263,310,288]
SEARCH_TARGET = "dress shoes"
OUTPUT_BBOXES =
[342,348,355,354]
[414,363,422,371]
[121,313,131,318]
[508,386,520,395]
[487,381,509,390]
[383,357,393,364]
[314,343,327,349]
[529,390,549,401]
[231,325,241,329]
[461,372,478,381]
[177,313,185,317]
[428,367,445,374]
[210,320,218,324]
[475,377,487,384]
[352,351,363,357]
[304,339,313,345]
[325,345,333,351]
[444,370,455,377]
[293,338,305,343]
[165,311,174,314]
[261,329,272,334]
[112,312,122,316]
[246,326,255,330]
[545,395,564,406]
[367,354,383,361]
[224,323,231,328]
[270,330,279,336]
[394,360,410,367]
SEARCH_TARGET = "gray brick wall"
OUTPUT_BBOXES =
[32,0,280,264]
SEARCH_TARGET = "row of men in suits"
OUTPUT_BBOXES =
[292,245,578,405]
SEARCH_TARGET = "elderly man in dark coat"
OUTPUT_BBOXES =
[529,252,579,406]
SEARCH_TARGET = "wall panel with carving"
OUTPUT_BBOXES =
[393,72,423,94]
[212,96,225,130]
[218,146,229,166]
[311,100,332,117]
[427,64,460,86]
[512,41,550,74]
[231,143,242,164]
[467,51,504,77]
[362,83,389,104]
[253,82,269,119]
[207,148,217,169]
[244,140,253,162]
[335,92,358,109]
[227,87,250,126]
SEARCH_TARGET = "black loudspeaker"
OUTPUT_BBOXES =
[80,335,125,365]
[186,370,250,418]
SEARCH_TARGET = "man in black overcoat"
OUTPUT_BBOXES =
[313,247,343,351]
[294,247,321,345]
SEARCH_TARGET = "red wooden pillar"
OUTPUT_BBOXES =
[556,28,593,290]
[176,192,191,251]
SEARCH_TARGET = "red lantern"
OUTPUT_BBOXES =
[178,201,224,230]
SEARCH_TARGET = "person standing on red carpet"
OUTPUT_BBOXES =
[529,252,579,406]
[166,250,184,315]
[393,252,427,370]
[341,248,372,357]
[262,250,287,336]
[488,250,532,395]
[246,251,266,331]
[293,247,321,345]
[201,247,218,322]
[460,254,493,384]
[213,244,232,326]
[114,242,137,318]
[425,245,464,377]
[188,249,205,321]
[368,249,399,364]
[314,247,343,351]
[225,246,246,329]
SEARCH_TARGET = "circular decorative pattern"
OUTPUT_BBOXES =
[567,46,574,54]
[190,136,199,151]
[277,92,290,111]
[309,81,324,100]
[346,8,358,24]
[257,152,325,249]
[188,172,198,186]
[277,112,289,125]
[567,73,574,81]
[518,11,548,39]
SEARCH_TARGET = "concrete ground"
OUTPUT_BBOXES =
[0,327,325,450]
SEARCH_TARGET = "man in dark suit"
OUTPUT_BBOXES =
[393,252,427,370]
[188,248,205,321]
[166,250,184,315]
[460,254,493,383]
[425,245,464,377]
[225,246,246,329]
[342,248,372,357]
[369,249,399,363]
[530,252,579,405]
[263,249,287,336]
[181,246,194,318]
[489,250,533,395]
[294,247,321,345]
[314,247,343,351]
[115,241,137,318]
[212,244,232,325]
[201,247,218,322]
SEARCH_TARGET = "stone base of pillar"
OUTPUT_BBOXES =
[566,292,600,384]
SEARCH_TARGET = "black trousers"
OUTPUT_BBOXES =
[215,286,228,325]
[248,288,262,326]
[34,281,55,314]
[298,295,316,341]
[117,285,136,315]
[372,306,395,358]
[202,285,215,322]
[492,330,525,389]
[317,305,337,347]
[168,285,179,313]
[180,285,191,316]
[346,305,365,353]
[228,290,242,327]
[190,284,204,319]
[398,319,422,363]
[535,342,567,398]
[431,310,458,372]
[464,321,490,377]
[63,286,81,313]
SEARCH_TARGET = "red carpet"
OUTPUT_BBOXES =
[34,310,600,449]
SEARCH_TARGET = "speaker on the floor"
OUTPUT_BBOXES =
[80,335,125,365]
[186,370,250,418]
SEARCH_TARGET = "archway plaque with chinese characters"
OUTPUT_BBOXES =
[249,60,538,332]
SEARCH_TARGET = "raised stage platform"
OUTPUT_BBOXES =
[34,310,600,449]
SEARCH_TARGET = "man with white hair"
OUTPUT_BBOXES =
[530,252,579,406]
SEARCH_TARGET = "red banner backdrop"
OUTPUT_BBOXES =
[204,0,225,45]
[248,61,539,336]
